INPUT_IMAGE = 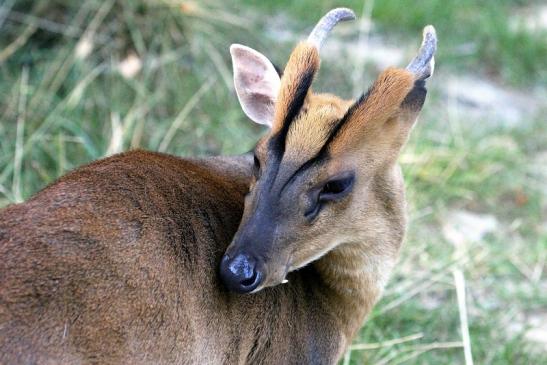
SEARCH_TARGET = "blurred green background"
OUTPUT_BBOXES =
[1,0,546,364]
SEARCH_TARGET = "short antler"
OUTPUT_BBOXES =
[406,25,437,80]
[307,8,356,49]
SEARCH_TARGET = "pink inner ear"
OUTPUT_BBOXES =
[231,44,280,127]
[239,66,271,95]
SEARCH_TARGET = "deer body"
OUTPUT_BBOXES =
[1,150,360,364]
[0,8,437,364]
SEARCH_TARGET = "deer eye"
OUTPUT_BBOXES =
[305,172,355,220]
[319,173,355,202]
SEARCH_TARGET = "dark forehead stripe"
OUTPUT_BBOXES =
[269,67,316,159]
[278,89,373,193]
[260,66,316,192]
[401,79,427,111]
[319,88,371,154]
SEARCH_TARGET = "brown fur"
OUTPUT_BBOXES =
[0,37,430,365]
[329,68,415,155]
[0,151,344,364]
[272,42,320,134]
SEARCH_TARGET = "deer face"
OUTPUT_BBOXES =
[220,9,436,293]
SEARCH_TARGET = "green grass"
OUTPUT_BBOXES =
[348,115,547,364]
[244,0,547,86]
[0,0,262,203]
[1,0,546,364]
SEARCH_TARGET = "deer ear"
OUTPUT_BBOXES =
[230,44,280,128]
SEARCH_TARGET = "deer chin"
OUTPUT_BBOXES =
[287,236,349,273]
[253,256,292,292]
[257,239,345,292]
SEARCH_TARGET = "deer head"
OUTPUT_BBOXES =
[221,8,436,293]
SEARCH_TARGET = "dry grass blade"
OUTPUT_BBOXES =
[391,341,464,365]
[343,348,351,365]
[448,199,475,365]
[385,249,471,297]
[377,250,487,315]
[0,0,16,28]
[0,183,9,199]
[409,341,463,352]
[453,269,474,365]
[350,332,424,351]
[158,76,217,152]
[203,39,233,90]
[46,1,113,96]
[385,349,430,365]
[74,0,115,60]
[171,0,252,29]
[0,22,37,64]
[106,113,123,157]
[375,341,463,365]
[5,10,85,40]
[66,64,108,108]
[532,249,546,283]
[13,66,29,203]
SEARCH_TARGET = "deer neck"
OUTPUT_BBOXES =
[313,242,396,343]
[312,170,405,344]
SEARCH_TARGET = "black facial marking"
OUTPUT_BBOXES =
[262,66,316,190]
[319,86,373,152]
[279,154,325,195]
[271,68,315,155]
[277,86,374,193]
[401,79,427,111]
[253,153,261,179]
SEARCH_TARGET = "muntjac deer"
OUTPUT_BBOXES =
[0,8,436,364]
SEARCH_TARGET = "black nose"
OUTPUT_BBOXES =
[220,253,263,293]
